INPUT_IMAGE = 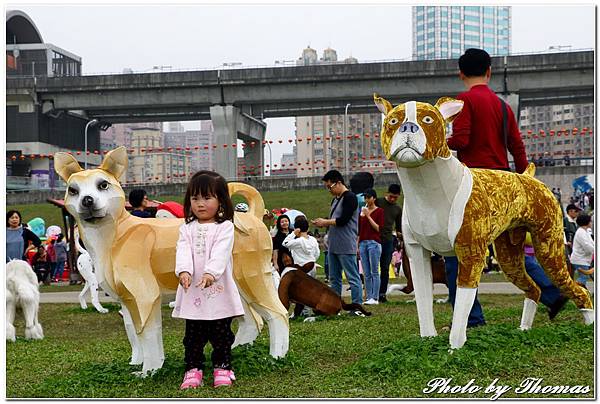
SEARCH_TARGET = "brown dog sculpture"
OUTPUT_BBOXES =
[277,253,371,317]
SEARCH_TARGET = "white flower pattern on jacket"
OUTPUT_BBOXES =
[172,220,244,320]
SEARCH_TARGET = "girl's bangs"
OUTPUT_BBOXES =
[189,174,218,198]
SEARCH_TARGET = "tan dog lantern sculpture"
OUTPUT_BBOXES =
[373,94,594,349]
[54,147,289,375]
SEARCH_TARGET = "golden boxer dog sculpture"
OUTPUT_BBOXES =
[54,147,288,376]
[373,94,593,349]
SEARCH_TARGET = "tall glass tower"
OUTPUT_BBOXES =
[412,6,511,60]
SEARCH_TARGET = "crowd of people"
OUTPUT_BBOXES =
[6,47,595,391]
[6,210,69,285]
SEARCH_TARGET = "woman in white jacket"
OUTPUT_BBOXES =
[570,214,595,288]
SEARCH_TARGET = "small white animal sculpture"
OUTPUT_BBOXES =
[74,227,109,314]
[6,259,44,342]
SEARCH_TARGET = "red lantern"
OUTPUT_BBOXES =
[76,151,81,155]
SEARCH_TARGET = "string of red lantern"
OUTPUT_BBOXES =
[7,127,594,161]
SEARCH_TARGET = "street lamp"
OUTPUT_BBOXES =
[84,119,98,169]
[265,141,273,177]
[343,103,351,176]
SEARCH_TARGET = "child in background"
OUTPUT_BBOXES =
[282,216,320,278]
[282,215,320,318]
[52,234,68,282]
[570,213,595,289]
[172,170,244,390]
[391,243,403,277]
[32,246,52,285]
[46,238,57,282]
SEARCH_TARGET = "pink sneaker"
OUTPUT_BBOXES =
[213,368,235,388]
[180,368,203,390]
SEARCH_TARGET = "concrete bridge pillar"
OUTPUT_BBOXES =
[209,105,266,180]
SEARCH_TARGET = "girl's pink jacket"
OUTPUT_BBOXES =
[172,220,244,320]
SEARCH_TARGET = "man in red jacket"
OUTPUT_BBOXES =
[445,48,526,329]
[447,48,528,173]
[444,48,565,327]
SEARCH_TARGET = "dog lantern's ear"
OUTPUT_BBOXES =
[99,146,128,180]
[434,97,464,123]
[374,93,393,115]
[54,152,83,182]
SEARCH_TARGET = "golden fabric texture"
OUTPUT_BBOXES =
[454,167,591,309]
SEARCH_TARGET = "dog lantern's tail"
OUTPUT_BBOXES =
[228,182,265,220]
[228,182,290,358]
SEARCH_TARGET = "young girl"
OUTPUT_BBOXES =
[172,171,244,390]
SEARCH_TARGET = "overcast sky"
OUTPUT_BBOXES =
[8,3,595,164]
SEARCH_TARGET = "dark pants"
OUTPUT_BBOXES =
[324,251,329,280]
[444,256,486,327]
[183,317,235,371]
[524,255,561,308]
[378,238,395,298]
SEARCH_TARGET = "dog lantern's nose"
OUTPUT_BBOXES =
[82,195,94,208]
[400,122,419,134]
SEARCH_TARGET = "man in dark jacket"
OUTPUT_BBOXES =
[312,170,363,309]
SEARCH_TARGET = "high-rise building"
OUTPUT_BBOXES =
[125,124,189,184]
[164,120,214,173]
[412,6,511,60]
[294,47,384,178]
[519,104,594,163]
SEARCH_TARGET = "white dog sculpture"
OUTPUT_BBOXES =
[74,227,109,314]
[6,259,44,342]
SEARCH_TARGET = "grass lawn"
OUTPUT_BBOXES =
[6,294,594,399]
